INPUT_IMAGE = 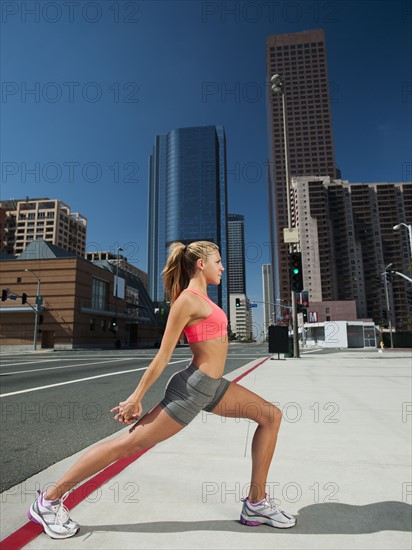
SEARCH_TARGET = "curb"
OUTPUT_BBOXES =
[1,356,271,549]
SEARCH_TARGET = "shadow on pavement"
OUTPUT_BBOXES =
[77,501,411,537]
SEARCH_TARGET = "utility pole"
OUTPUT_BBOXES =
[25,269,41,351]
[114,247,123,347]
[271,73,300,358]
[382,264,394,348]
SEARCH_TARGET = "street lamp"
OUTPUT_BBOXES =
[271,74,292,225]
[24,269,41,351]
[393,223,412,258]
[271,73,300,358]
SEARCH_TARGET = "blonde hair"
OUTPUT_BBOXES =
[162,241,220,302]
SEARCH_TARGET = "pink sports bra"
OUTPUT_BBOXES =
[183,288,228,343]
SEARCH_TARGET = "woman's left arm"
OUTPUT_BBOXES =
[112,294,193,423]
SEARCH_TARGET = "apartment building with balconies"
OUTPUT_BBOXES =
[0,198,87,257]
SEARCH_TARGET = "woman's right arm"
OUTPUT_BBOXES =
[112,294,194,423]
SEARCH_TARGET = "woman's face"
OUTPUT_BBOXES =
[202,250,224,285]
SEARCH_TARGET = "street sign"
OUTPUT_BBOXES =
[283,227,299,243]
[308,311,318,323]
[249,303,258,308]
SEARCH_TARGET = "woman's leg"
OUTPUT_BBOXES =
[209,382,282,503]
[45,404,184,501]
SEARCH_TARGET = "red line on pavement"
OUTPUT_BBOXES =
[1,447,153,550]
[2,356,271,549]
[232,355,271,383]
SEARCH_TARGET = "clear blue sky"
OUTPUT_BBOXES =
[1,0,411,336]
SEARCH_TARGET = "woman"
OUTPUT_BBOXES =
[29,241,296,539]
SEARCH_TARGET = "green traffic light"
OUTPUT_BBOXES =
[293,268,299,274]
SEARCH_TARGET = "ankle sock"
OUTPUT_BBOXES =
[41,492,55,506]
[249,497,266,506]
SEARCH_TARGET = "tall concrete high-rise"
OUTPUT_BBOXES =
[148,125,229,313]
[266,29,339,316]
[0,198,87,257]
[291,176,412,331]
[227,214,252,339]
[227,214,246,294]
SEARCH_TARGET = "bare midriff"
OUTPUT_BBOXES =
[188,336,229,379]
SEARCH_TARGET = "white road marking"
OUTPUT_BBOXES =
[0,359,189,398]
[0,357,138,376]
[0,358,63,368]
[0,355,162,368]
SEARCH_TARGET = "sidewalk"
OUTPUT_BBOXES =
[1,349,411,549]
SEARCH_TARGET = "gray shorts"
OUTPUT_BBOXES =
[160,364,231,426]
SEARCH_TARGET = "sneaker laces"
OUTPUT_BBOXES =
[244,494,287,515]
[47,491,72,526]
[263,495,294,519]
[264,496,284,513]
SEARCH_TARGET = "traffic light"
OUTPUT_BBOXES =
[22,293,28,304]
[290,252,303,292]
[235,298,241,308]
[1,289,8,301]
[302,308,308,322]
[110,319,118,332]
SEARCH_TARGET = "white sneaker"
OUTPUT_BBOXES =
[28,490,79,539]
[240,495,296,528]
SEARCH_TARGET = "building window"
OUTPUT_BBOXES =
[91,278,107,310]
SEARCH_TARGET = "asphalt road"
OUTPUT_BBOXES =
[0,343,277,492]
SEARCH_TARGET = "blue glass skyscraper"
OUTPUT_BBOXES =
[148,125,229,313]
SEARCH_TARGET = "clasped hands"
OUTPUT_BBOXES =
[111,398,142,425]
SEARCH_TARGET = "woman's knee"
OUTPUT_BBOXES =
[260,403,282,428]
[115,438,145,460]
[241,400,282,427]
[105,432,144,461]
[117,444,137,460]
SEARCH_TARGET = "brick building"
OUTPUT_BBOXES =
[0,240,161,349]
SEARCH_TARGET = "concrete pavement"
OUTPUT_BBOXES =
[1,348,411,549]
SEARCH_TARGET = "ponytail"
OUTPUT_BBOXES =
[162,241,219,302]
[162,242,189,303]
